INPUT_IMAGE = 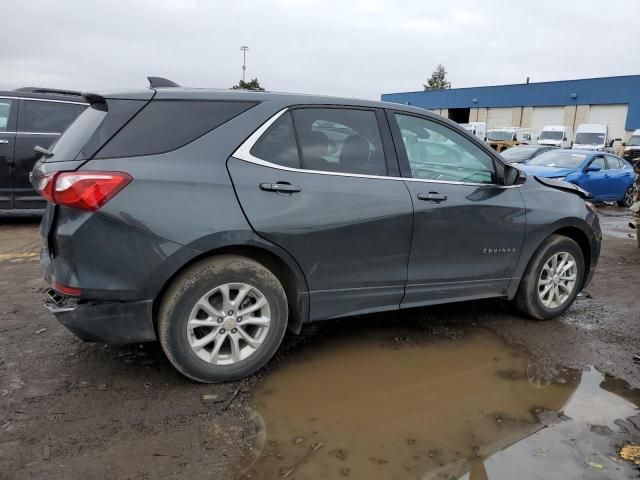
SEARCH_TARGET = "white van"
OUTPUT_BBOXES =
[460,122,487,141]
[538,125,573,148]
[623,129,640,165]
[487,127,533,144]
[573,124,609,151]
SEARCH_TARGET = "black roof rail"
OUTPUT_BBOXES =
[147,76,181,88]
[14,87,83,97]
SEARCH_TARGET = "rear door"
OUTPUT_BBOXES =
[14,99,86,209]
[0,98,17,210]
[228,106,413,321]
[604,154,634,199]
[388,111,527,307]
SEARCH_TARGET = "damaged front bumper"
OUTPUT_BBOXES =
[45,289,156,343]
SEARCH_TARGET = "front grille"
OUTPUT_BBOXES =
[624,149,640,160]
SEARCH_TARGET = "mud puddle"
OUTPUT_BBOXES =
[243,328,640,479]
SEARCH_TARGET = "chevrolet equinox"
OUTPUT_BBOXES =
[33,78,601,383]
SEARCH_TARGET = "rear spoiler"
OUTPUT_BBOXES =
[534,177,592,200]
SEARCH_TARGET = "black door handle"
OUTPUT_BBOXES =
[417,192,447,203]
[260,182,301,193]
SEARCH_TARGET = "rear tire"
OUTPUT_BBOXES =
[158,255,288,383]
[513,235,584,320]
[618,186,635,208]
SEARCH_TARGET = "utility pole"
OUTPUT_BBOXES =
[240,46,249,83]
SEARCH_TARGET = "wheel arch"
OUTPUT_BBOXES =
[508,222,596,299]
[150,235,309,335]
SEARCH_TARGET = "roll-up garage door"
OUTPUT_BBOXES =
[587,105,629,140]
[531,107,565,135]
[486,108,513,129]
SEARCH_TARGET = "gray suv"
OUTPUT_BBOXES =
[33,79,601,382]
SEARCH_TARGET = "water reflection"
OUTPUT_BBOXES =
[244,329,639,479]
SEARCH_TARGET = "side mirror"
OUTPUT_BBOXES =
[503,164,526,186]
[587,164,602,172]
[609,140,614,147]
[622,142,627,147]
[563,136,568,141]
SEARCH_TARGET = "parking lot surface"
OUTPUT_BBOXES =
[1,211,639,479]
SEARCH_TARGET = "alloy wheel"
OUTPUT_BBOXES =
[623,186,635,207]
[186,283,271,365]
[537,252,578,309]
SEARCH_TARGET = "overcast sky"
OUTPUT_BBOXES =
[2,0,639,99]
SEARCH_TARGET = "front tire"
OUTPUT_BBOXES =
[158,255,288,383]
[513,235,584,320]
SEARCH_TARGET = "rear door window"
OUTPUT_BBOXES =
[0,99,13,131]
[96,100,257,158]
[22,100,86,133]
[291,108,387,176]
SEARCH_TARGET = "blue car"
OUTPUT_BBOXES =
[519,149,637,207]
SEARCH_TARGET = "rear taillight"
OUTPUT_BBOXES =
[35,171,132,211]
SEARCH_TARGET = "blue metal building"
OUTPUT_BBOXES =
[381,75,640,140]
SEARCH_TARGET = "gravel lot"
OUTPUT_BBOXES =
[0,209,638,479]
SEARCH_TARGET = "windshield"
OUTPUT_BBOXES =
[527,150,587,169]
[575,132,605,145]
[627,135,640,147]
[501,146,539,161]
[539,130,563,141]
[487,130,514,141]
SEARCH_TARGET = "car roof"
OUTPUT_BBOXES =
[91,86,437,115]
[0,88,87,103]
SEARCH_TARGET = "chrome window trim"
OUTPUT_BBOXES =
[16,131,62,136]
[232,108,522,189]
[0,95,88,106]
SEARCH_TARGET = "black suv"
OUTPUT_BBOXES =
[33,79,601,383]
[0,88,86,215]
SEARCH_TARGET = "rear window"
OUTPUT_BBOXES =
[49,105,107,161]
[95,100,257,159]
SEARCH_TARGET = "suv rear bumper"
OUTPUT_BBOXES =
[45,289,156,343]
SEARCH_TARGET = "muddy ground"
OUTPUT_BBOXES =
[0,208,639,480]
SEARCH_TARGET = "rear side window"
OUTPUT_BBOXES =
[96,100,256,158]
[250,112,300,168]
[22,100,86,133]
[606,156,622,169]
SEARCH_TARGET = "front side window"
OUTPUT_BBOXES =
[22,100,85,133]
[0,100,13,131]
[394,113,496,184]
[590,156,606,170]
[292,108,387,176]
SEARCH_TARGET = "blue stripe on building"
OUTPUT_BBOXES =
[381,75,640,131]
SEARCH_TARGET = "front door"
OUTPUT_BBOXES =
[13,99,85,209]
[228,107,413,321]
[388,112,527,307]
[579,155,609,200]
[0,98,17,210]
